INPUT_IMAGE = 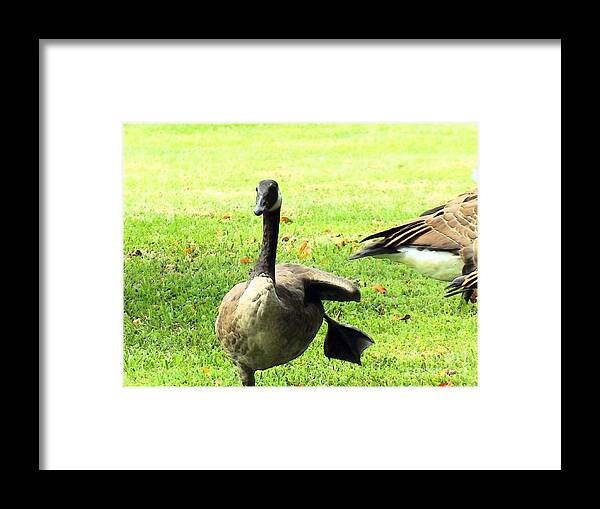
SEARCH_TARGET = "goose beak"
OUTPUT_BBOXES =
[253,204,266,216]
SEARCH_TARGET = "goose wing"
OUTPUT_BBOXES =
[351,191,477,258]
[276,263,361,302]
[446,269,478,298]
[418,190,475,217]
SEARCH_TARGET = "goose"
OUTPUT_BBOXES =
[350,191,478,302]
[215,179,374,386]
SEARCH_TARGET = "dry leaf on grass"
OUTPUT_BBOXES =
[132,318,142,326]
[183,247,194,255]
[222,214,231,220]
[439,381,454,387]
[297,240,312,259]
[128,249,142,257]
[281,236,290,242]
[392,314,411,321]
[239,257,253,264]
[280,216,292,223]
[441,368,457,376]
[202,367,211,375]
[373,284,387,294]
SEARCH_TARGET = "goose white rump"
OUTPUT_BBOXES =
[374,247,464,281]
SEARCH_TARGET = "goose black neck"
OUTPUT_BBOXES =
[253,207,280,281]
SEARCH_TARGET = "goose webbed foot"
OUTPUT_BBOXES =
[323,315,374,365]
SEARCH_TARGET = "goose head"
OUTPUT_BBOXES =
[254,179,282,216]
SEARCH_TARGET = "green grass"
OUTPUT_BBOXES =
[123,123,478,386]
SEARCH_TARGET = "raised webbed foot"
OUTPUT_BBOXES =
[323,315,374,365]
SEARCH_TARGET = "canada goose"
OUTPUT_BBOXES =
[350,191,478,301]
[215,179,374,386]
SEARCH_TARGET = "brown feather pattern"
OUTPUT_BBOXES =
[359,190,478,254]
[215,263,361,376]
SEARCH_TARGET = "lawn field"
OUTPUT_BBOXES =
[123,123,478,386]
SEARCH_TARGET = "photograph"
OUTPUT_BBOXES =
[123,123,478,387]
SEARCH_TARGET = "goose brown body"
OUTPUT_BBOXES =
[215,263,360,373]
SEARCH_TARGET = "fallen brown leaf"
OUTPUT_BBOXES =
[280,216,292,223]
[128,249,142,257]
[132,318,142,326]
[183,247,194,255]
[281,236,290,242]
[222,214,231,220]
[373,284,387,294]
[391,314,411,321]
[297,240,312,260]
[439,381,454,387]
[441,368,457,376]
[239,257,253,264]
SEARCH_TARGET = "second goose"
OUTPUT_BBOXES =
[350,190,478,302]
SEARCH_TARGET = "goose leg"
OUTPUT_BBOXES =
[455,289,475,313]
[237,365,256,386]
[323,314,374,365]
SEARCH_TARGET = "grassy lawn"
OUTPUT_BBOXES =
[123,123,478,386]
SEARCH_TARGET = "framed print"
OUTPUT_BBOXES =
[41,39,561,470]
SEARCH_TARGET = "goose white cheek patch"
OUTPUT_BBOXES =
[268,189,282,211]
